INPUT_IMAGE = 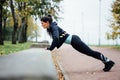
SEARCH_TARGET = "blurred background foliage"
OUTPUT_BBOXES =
[106,0,120,42]
[0,0,63,55]
[0,0,63,45]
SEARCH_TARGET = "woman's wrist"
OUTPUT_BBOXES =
[47,47,50,50]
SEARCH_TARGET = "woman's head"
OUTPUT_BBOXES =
[41,15,53,29]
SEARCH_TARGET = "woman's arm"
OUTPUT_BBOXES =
[47,25,59,51]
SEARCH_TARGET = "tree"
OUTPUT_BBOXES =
[1,0,63,44]
[28,0,63,19]
[107,0,120,40]
[10,0,18,44]
[3,2,11,40]
[17,1,28,43]
[0,0,6,45]
[16,0,63,43]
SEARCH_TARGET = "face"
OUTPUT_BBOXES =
[41,21,50,29]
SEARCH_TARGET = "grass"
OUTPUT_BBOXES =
[90,45,120,50]
[0,41,32,55]
[112,45,120,49]
[0,41,119,56]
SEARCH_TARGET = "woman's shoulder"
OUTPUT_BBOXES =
[51,22,58,26]
[50,22,59,29]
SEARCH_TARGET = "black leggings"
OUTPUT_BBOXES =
[71,35,107,62]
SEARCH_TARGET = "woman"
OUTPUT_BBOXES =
[40,15,115,72]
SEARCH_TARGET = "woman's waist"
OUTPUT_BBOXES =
[59,31,68,38]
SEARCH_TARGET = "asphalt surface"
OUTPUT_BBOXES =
[56,44,120,80]
[0,48,58,80]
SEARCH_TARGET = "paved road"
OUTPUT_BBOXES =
[0,48,58,80]
[56,44,120,80]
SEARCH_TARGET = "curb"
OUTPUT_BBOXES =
[57,60,70,80]
[51,50,70,80]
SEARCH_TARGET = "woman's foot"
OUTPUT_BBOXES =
[103,60,115,72]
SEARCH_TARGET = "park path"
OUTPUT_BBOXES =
[0,48,58,80]
[56,44,120,80]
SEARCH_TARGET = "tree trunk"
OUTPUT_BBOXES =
[10,0,18,44]
[18,2,28,43]
[18,17,25,43]
[18,16,28,43]
[3,18,7,40]
[12,22,18,44]
[18,22,24,43]
[0,0,5,45]
[24,17,28,42]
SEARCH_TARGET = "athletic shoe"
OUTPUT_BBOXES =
[103,60,115,72]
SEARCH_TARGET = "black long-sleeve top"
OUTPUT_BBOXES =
[47,22,69,51]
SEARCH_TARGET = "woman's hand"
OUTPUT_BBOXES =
[44,47,50,50]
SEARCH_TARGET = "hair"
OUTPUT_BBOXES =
[40,15,53,24]
[41,15,53,37]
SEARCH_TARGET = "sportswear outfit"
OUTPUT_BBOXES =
[47,22,115,72]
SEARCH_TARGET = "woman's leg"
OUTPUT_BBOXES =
[71,35,115,71]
